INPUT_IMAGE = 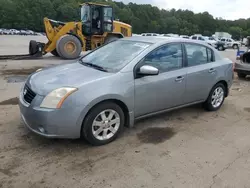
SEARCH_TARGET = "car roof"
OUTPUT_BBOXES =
[121,36,211,46]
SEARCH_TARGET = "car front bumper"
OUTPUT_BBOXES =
[19,87,83,139]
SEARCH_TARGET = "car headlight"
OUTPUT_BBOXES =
[40,87,78,109]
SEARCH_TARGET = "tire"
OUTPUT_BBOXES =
[29,40,38,55]
[233,44,238,49]
[50,49,60,57]
[237,72,247,79]
[82,102,125,146]
[56,35,82,59]
[104,35,119,44]
[203,83,226,111]
[218,45,224,51]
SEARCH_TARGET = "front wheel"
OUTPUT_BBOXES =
[56,35,82,59]
[203,83,226,111]
[82,102,125,146]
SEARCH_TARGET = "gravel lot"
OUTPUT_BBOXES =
[0,36,250,188]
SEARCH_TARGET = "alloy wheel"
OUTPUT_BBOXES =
[92,109,120,141]
[211,87,224,108]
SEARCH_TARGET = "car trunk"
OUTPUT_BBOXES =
[240,51,250,63]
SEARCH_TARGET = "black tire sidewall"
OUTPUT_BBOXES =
[29,40,38,55]
[56,35,82,59]
[82,102,125,146]
[233,44,238,49]
[237,72,246,79]
[204,83,226,111]
[218,45,223,51]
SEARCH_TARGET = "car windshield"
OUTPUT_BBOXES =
[79,40,151,72]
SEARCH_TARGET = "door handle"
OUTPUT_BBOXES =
[208,68,216,73]
[175,76,184,82]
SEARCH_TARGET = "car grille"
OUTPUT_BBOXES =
[23,85,36,104]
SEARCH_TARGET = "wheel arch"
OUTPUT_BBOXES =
[80,98,130,137]
[215,80,229,97]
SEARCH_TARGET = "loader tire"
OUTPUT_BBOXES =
[29,40,38,55]
[51,49,59,57]
[56,35,82,59]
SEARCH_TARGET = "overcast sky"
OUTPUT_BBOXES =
[119,0,249,20]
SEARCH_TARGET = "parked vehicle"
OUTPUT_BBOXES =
[220,38,241,49]
[234,50,250,78]
[25,30,35,35]
[190,35,206,41]
[162,34,171,37]
[19,30,28,35]
[204,36,217,46]
[19,37,234,145]
[191,35,225,50]
[215,41,226,51]
[180,35,189,39]
[141,33,159,36]
[9,29,20,35]
[2,29,11,35]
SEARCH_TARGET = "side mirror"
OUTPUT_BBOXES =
[138,65,159,76]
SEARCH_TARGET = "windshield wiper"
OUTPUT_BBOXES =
[80,61,108,72]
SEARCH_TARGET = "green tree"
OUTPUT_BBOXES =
[229,26,243,40]
[0,0,250,38]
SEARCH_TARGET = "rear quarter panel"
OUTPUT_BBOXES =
[213,58,234,89]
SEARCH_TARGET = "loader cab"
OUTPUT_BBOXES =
[81,3,113,36]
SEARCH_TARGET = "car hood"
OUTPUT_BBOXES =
[27,62,113,95]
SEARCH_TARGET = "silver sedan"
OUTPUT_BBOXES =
[19,37,234,145]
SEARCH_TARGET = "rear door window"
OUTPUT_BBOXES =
[184,43,214,66]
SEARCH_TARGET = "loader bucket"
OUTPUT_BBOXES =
[0,41,45,60]
[29,40,45,57]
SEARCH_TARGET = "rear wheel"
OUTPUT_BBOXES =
[82,102,124,146]
[237,72,247,79]
[56,35,82,59]
[218,45,224,51]
[203,83,226,111]
[233,44,238,49]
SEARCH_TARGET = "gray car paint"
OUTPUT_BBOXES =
[234,61,250,75]
[19,36,233,139]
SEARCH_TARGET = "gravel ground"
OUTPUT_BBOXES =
[0,36,250,188]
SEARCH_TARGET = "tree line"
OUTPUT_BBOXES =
[0,0,250,39]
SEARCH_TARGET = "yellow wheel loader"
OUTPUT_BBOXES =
[0,2,132,60]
